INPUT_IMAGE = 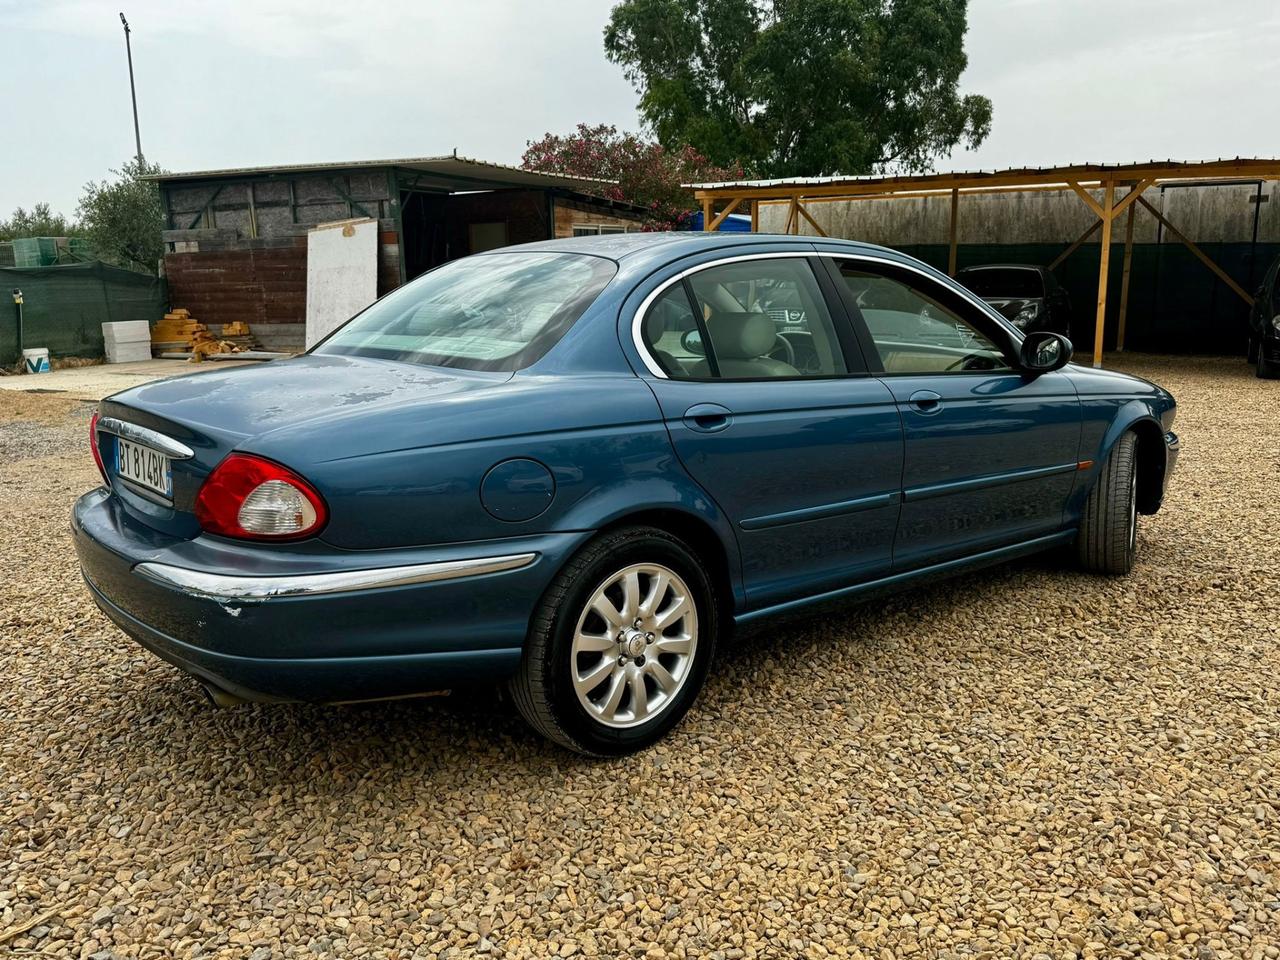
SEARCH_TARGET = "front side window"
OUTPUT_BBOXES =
[315,252,616,372]
[958,267,1046,299]
[840,264,1013,374]
[641,258,848,379]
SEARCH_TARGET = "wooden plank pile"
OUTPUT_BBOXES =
[151,309,207,354]
[151,309,262,358]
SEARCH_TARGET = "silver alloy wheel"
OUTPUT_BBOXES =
[570,562,698,729]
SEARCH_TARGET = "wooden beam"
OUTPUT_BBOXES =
[751,199,759,233]
[1111,178,1156,218]
[708,196,744,231]
[947,188,959,277]
[1136,196,1256,306]
[1048,220,1102,271]
[784,196,799,234]
[1069,181,1106,220]
[795,201,828,237]
[1092,182,1116,368]
[1116,202,1137,352]
[702,197,713,232]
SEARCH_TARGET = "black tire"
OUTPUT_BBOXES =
[509,526,718,756]
[1247,336,1259,365]
[1076,431,1139,575]
[1258,342,1280,379]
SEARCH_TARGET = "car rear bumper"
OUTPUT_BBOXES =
[72,488,589,703]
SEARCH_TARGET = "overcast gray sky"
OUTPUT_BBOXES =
[1,0,1277,217]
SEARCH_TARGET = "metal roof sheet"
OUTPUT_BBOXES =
[147,153,617,195]
[687,157,1280,192]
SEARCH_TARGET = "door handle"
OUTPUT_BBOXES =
[908,389,943,414]
[683,402,733,433]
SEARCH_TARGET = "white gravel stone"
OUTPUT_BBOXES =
[1,355,1277,958]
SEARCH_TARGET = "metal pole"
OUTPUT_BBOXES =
[120,13,143,162]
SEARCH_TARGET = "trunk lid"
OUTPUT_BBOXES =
[97,355,509,539]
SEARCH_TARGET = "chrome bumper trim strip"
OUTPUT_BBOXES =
[133,553,538,602]
[97,417,196,460]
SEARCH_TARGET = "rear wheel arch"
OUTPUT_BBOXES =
[594,508,738,624]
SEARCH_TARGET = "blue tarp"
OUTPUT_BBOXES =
[687,212,752,232]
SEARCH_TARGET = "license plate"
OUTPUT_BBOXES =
[115,437,173,499]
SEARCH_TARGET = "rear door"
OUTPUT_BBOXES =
[825,255,1082,571]
[635,253,904,610]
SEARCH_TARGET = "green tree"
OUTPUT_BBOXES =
[604,0,993,178]
[77,157,167,273]
[0,202,78,241]
[523,123,746,229]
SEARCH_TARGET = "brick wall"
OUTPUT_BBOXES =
[163,226,402,332]
[164,238,306,328]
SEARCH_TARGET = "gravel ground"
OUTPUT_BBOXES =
[2,355,1278,959]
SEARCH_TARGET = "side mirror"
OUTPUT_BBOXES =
[680,329,706,356]
[1020,331,1073,374]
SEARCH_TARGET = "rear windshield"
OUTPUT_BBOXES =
[958,268,1045,299]
[314,252,617,372]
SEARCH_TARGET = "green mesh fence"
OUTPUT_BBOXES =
[1,261,168,364]
[895,241,1279,356]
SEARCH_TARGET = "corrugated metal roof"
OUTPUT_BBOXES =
[687,157,1280,191]
[147,154,617,195]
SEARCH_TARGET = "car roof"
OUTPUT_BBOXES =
[500,231,897,269]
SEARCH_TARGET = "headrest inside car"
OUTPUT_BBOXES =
[705,312,776,359]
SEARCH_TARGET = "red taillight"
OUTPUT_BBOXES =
[194,453,328,541]
[89,411,110,486]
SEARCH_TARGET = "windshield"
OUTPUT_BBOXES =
[314,252,617,371]
[958,267,1046,299]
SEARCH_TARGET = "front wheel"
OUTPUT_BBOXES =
[1258,340,1280,379]
[1076,432,1139,575]
[509,526,718,756]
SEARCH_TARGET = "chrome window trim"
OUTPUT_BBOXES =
[97,417,195,460]
[630,249,1022,380]
[133,553,538,603]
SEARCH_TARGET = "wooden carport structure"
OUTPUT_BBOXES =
[692,159,1280,367]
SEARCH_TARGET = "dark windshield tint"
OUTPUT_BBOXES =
[314,252,616,371]
[958,268,1046,299]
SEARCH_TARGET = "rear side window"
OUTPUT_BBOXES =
[641,258,849,379]
[315,252,616,372]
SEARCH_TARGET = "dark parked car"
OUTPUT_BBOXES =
[74,233,1179,755]
[956,264,1073,337]
[1248,253,1280,378]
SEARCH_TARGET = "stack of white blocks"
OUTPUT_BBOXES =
[103,321,152,364]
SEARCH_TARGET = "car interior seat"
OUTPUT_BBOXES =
[689,312,799,378]
[645,309,690,377]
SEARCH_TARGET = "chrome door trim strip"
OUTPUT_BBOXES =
[97,417,196,460]
[133,553,539,602]
[739,490,900,531]
[630,249,1023,380]
[903,462,1078,502]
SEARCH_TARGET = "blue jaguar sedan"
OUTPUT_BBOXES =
[73,233,1179,755]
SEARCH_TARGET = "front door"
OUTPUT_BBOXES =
[637,254,904,609]
[829,256,1082,570]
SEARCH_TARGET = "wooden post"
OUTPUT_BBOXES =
[1091,182,1116,368]
[784,196,800,235]
[702,197,713,231]
[947,188,959,276]
[1116,202,1136,352]
[751,199,759,233]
